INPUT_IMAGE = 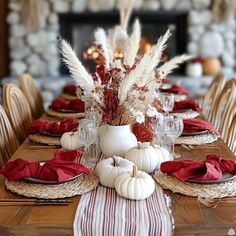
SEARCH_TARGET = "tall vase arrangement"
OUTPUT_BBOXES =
[60,19,191,156]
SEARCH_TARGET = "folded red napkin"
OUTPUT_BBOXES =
[160,155,236,182]
[63,85,77,95]
[27,118,79,135]
[0,150,91,182]
[183,118,220,136]
[50,98,85,112]
[173,99,201,112]
[161,84,189,96]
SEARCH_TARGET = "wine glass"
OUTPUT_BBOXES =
[158,92,174,115]
[152,112,165,146]
[77,119,98,166]
[164,116,183,158]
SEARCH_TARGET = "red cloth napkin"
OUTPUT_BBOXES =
[173,99,201,112]
[27,118,79,135]
[50,98,85,112]
[183,118,220,136]
[63,85,77,95]
[160,155,236,182]
[0,150,91,182]
[161,84,189,96]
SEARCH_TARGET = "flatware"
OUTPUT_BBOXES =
[0,198,72,206]
[27,145,59,150]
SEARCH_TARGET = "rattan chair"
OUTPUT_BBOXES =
[19,73,44,119]
[202,74,226,121]
[225,113,236,155]
[0,105,19,167]
[3,83,33,143]
[220,102,236,142]
[209,79,236,131]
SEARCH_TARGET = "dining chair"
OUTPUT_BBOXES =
[220,102,236,142]
[19,73,44,119]
[3,83,33,144]
[202,74,226,121]
[225,113,236,155]
[0,105,19,167]
[209,79,236,131]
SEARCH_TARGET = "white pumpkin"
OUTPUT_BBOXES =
[115,166,155,200]
[125,142,158,173]
[154,145,173,169]
[95,156,134,188]
[60,132,83,150]
[153,145,173,170]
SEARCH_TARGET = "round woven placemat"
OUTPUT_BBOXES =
[5,172,99,199]
[60,93,77,101]
[47,108,85,119]
[154,171,236,199]
[172,110,199,119]
[176,132,218,145]
[29,134,61,146]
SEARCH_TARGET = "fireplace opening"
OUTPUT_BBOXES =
[59,11,188,75]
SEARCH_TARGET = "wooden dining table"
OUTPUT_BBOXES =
[0,135,235,235]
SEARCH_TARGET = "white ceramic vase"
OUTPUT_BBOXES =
[100,125,137,157]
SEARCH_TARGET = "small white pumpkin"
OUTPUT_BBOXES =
[60,132,83,150]
[153,145,173,170]
[125,142,158,173]
[115,166,155,200]
[95,156,134,188]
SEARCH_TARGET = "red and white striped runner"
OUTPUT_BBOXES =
[73,183,173,236]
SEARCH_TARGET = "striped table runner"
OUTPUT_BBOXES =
[73,183,173,236]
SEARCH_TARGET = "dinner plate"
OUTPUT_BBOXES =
[181,130,208,136]
[53,108,83,113]
[24,162,82,185]
[40,132,62,137]
[187,172,236,185]
[160,83,172,90]
[171,109,192,114]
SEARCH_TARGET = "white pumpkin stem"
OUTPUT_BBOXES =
[112,156,120,167]
[132,165,138,177]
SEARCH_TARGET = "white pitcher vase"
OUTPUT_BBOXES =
[100,125,137,157]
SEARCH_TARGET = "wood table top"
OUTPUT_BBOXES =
[0,137,235,236]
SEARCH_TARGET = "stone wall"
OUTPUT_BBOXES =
[7,0,236,77]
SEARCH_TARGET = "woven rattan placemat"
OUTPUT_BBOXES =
[154,171,236,199]
[60,93,77,101]
[5,171,99,199]
[176,132,218,145]
[29,134,61,146]
[47,108,85,119]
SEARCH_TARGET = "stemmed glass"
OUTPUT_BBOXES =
[77,119,98,167]
[164,116,183,158]
[158,92,174,115]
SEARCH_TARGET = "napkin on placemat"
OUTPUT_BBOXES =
[160,84,189,96]
[63,85,77,95]
[50,98,85,112]
[0,150,91,182]
[183,118,220,136]
[160,155,236,182]
[27,118,79,135]
[173,99,201,112]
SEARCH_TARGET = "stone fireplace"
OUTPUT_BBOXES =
[6,0,236,77]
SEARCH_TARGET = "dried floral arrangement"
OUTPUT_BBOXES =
[61,20,191,126]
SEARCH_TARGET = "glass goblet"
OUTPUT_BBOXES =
[158,92,174,114]
[77,119,97,166]
[164,116,183,158]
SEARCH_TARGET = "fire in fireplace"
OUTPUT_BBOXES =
[59,11,188,74]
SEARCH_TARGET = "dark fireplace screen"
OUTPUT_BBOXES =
[59,11,188,75]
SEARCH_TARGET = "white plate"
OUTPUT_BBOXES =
[187,172,236,185]
[182,130,208,136]
[24,162,82,184]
